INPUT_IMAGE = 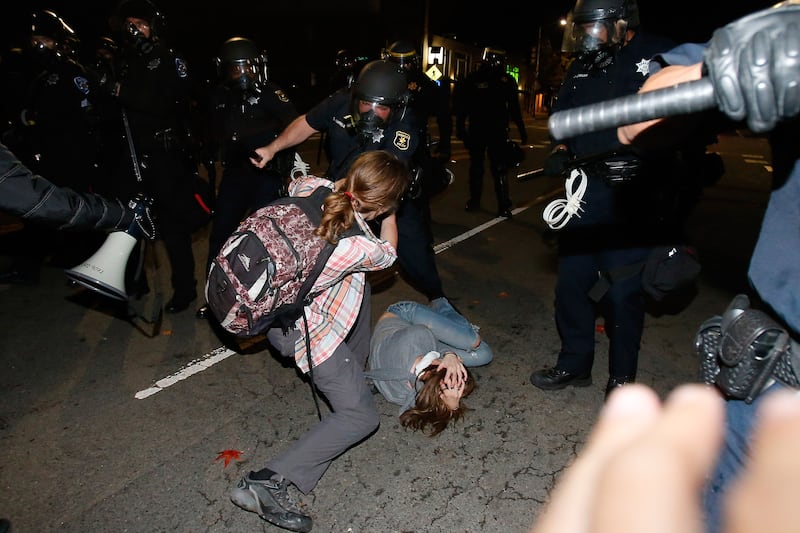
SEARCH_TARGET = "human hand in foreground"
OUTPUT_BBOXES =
[530,383,800,533]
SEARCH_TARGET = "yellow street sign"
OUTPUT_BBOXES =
[425,65,442,81]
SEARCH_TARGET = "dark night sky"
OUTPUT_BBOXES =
[2,0,778,107]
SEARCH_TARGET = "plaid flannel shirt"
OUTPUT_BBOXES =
[288,177,397,372]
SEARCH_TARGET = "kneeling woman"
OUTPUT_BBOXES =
[366,298,491,436]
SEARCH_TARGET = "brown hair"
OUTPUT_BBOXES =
[399,366,476,437]
[315,150,409,244]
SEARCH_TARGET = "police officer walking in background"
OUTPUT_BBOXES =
[195,37,300,319]
[454,46,528,218]
[105,0,199,312]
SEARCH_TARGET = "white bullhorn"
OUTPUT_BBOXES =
[64,231,137,301]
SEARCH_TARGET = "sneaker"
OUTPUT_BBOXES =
[230,473,313,532]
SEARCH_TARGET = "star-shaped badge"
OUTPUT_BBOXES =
[635,58,650,76]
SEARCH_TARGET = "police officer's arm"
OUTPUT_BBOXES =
[0,142,133,231]
[251,114,316,169]
[620,5,800,144]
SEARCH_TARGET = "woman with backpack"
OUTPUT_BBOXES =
[229,149,408,533]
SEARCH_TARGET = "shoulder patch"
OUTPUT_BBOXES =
[73,76,90,95]
[274,89,290,103]
[175,57,189,78]
[393,131,411,151]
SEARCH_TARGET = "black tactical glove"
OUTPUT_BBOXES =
[542,148,571,176]
[126,193,156,240]
[704,3,800,133]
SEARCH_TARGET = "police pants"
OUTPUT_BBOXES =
[553,245,650,378]
[265,284,379,494]
[467,136,511,209]
[396,195,445,300]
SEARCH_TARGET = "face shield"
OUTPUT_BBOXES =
[351,98,395,143]
[122,17,154,53]
[561,10,628,69]
[225,61,263,92]
[28,35,59,68]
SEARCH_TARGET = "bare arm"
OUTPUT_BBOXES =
[379,213,398,250]
[617,63,705,145]
[250,114,318,168]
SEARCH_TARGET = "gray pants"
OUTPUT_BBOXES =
[265,285,379,493]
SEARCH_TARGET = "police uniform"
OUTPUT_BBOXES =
[404,67,453,201]
[548,29,678,385]
[455,63,527,215]
[202,80,299,271]
[306,89,446,300]
[108,39,197,306]
[16,52,107,270]
[23,56,100,193]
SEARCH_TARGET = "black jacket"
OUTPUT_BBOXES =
[0,142,131,231]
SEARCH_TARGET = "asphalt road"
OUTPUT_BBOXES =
[0,117,773,532]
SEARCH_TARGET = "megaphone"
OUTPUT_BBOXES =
[64,231,138,301]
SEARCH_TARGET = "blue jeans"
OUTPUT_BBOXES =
[386,298,493,366]
[702,382,786,532]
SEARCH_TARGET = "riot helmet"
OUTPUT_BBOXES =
[335,49,356,71]
[482,47,507,70]
[561,0,638,69]
[350,59,408,142]
[111,0,164,53]
[215,37,268,93]
[383,40,419,71]
[29,10,79,66]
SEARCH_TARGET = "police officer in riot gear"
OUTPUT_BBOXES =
[250,59,451,303]
[7,9,106,279]
[454,46,528,218]
[529,0,714,398]
[24,9,99,194]
[384,39,453,199]
[194,37,299,320]
[384,40,452,160]
[105,0,199,312]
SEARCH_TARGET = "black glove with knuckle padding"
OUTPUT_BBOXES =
[703,2,800,134]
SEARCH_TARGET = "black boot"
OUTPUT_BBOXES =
[605,375,635,400]
[496,174,512,218]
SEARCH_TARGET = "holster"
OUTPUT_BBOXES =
[698,294,796,403]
